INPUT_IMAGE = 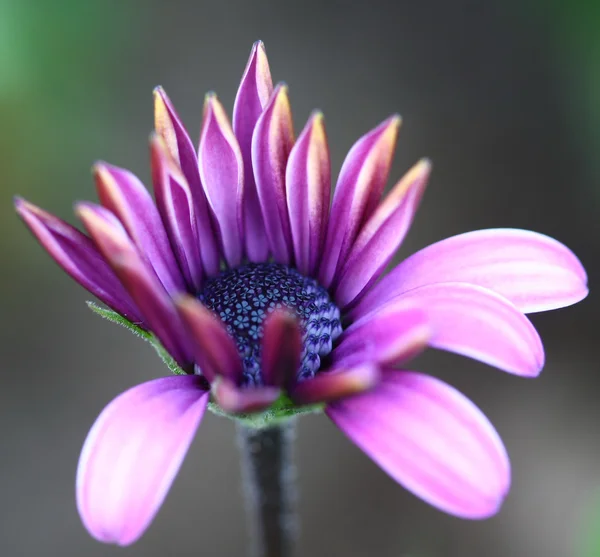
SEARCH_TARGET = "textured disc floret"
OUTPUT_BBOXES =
[199,262,342,385]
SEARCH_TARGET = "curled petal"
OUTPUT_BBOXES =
[77,202,193,367]
[393,282,545,376]
[290,364,380,405]
[174,295,243,384]
[154,87,221,276]
[327,371,510,519]
[93,162,185,295]
[76,375,209,546]
[14,198,143,324]
[332,301,430,367]
[198,94,244,268]
[252,84,295,264]
[261,309,302,387]
[151,135,203,291]
[319,116,401,287]
[233,40,273,262]
[286,112,331,275]
[211,376,280,414]
[351,228,588,318]
[335,159,430,307]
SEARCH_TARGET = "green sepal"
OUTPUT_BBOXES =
[86,301,186,375]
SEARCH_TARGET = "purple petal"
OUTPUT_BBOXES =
[261,309,302,387]
[198,94,244,268]
[318,116,401,287]
[331,301,430,367]
[211,376,280,414]
[233,40,274,262]
[251,84,295,264]
[150,135,203,291]
[77,203,193,368]
[286,112,331,276]
[14,198,143,324]
[327,371,510,519]
[174,295,243,384]
[335,159,430,307]
[76,375,209,546]
[94,163,186,296]
[392,282,544,376]
[290,364,380,405]
[352,228,588,318]
[154,87,221,276]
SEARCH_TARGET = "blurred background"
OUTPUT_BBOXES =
[1,0,598,555]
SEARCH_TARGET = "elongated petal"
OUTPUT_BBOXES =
[94,163,185,295]
[76,375,209,546]
[151,135,203,291]
[352,229,588,318]
[77,203,193,367]
[14,198,143,323]
[233,40,273,262]
[319,116,401,287]
[286,112,331,275]
[154,87,221,276]
[327,371,510,518]
[335,159,430,307]
[393,282,544,376]
[211,376,280,414]
[198,94,244,267]
[332,301,430,367]
[174,296,243,384]
[261,309,302,387]
[291,364,380,405]
[252,84,295,264]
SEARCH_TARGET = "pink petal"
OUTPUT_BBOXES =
[211,376,280,414]
[335,159,430,307]
[154,87,221,276]
[395,282,544,376]
[198,94,244,268]
[327,371,510,519]
[261,309,302,387]
[150,135,203,291]
[93,163,186,296]
[286,112,331,276]
[233,40,274,262]
[76,375,209,546]
[351,228,588,318]
[14,198,143,324]
[318,116,401,287]
[251,84,295,264]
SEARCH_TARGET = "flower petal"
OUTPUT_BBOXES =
[77,202,193,367]
[233,40,273,262]
[286,112,331,276]
[318,116,401,287]
[251,84,295,264]
[290,364,380,405]
[335,159,430,307]
[351,228,588,318]
[198,94,244,268]
[327,371,510,519]
[154,87,221,276]
[94,163,186,296]
[261,309,302,387]
[76,375,209,546]
[14,198,143,324]
[174,295,243,384]
[332,301,430,367]
[150,135,203,291]
[211,376,280,414]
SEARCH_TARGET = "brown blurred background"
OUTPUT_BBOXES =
[1,1,598,556]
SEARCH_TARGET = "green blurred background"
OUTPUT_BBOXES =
[1,1,599,556]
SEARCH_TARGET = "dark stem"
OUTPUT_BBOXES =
[236,421,298,557]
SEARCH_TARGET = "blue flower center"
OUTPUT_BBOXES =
[198,262,342,385]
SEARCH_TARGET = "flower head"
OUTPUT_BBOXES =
[15,41,588,545]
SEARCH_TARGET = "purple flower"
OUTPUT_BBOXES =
[15,41,587,546]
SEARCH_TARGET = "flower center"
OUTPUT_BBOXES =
[198,262,342,385]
